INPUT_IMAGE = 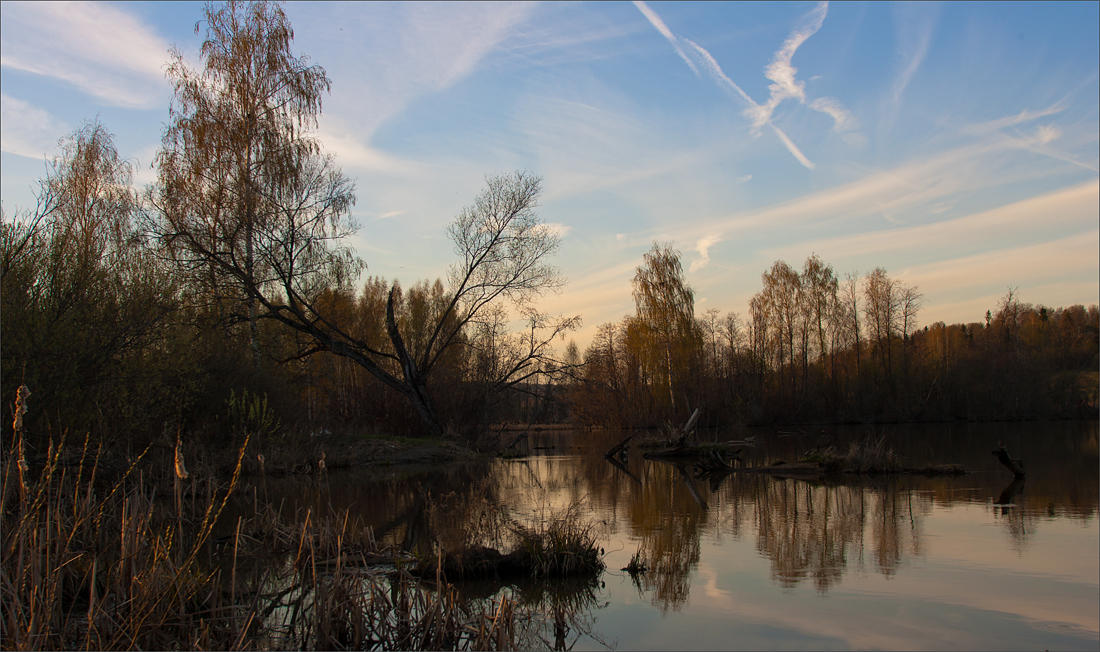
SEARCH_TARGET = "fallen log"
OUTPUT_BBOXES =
[500,430,528,455]
[992,442,1025,478]
[605,433,635,459]
[643,446,709,460]
[693,448,739,475]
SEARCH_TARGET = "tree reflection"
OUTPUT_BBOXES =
[750,478,927,591]
[626,462,707,612]
[992,476,1033,552]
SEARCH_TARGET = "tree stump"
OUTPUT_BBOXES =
[992,443,1025,478]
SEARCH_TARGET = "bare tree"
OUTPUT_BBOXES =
[758,260,801,400]
[994,287,1026,361]
[840,271,862,369]
[156,0,331,372]
[802,254,838,373]
[700,308,723,384]
[863,267,900,376]
[900,283,924,341]
[152,3,573,436]
[156,163,571,435]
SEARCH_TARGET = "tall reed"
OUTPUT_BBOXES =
[1,429,252,651]
[2,428,528,650]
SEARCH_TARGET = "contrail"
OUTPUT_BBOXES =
[769,123,816,170]
[634,2,819,170]
[684,38,816,170]
[683,39,756,107]
[632,1,698,76]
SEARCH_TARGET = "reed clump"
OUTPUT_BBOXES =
[420,488,605,582]
[622,548,647,574]
[508,503,604,579]
[1,429,251,651]
[801,434,904,475]
[1,428,529,650]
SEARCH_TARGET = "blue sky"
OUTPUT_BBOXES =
[2,1,1097,349]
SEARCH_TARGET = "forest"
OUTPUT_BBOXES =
[570,245,1098,429]
[2,1,1097,460]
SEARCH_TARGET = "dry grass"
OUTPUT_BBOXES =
[508,503,605,579]
[801,434,904,474]
[421,483,605,582]
[1,429,531,650]
[1,430,250,651]
[622,548,647,574]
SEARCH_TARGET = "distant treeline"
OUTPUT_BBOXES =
[2,135,1096,452]
[568,244,1098,428]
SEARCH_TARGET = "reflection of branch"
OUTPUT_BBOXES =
[517,459,544,491]
[604,433,634,459]
[675,464,707,511]
[605,455,642,485]
[995,476,1026,505]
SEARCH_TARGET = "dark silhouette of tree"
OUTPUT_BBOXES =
[2,121,176,441]
[155,0,333,373]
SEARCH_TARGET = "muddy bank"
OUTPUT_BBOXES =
[246,436,481,476]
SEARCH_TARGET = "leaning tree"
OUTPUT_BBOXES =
[151,1,574,436]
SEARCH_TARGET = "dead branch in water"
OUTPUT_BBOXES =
[992,443,1025,478]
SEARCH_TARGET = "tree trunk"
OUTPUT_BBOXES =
[992,443,1025,478]
[386,287,443,437]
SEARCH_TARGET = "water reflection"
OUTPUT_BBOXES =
[629,462,705,611]
[247,421,1097,649]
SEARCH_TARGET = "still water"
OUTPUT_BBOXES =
[258,421,1098,650]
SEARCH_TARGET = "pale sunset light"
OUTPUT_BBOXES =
[2,1,1096,348]
[1,4,1096,650]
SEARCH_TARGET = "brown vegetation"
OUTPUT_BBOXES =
[418,480,605,582]
[572,249,1098,428]
[0,432,565,650]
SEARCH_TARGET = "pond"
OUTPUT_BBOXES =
[249,421,1098,650]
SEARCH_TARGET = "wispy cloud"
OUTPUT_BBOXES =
[889,2,939,113]
[745,1,828,132]
[771,179,1099,264]
[960,103,1065,135]
[0,95,66,160]
[315,127,420,175]
[289,3,535,145]
[904,230,1099,327]
[808,96,863,145]
[0,2,171,108]
[954,102,1096,172]
[1035,124,1063,145]
[690,233,723,272]
[648,121,1097,254]
[544,222,574,239]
